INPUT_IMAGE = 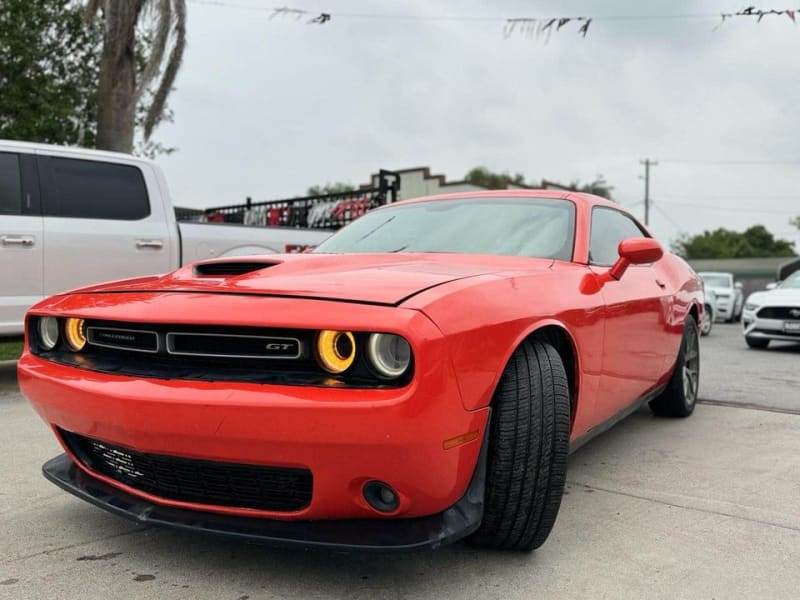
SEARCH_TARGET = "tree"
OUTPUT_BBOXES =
[307,182,356,195]
[87,0,186,153]
[0,0,102,146]
[568,175,614,200]
[464,166,526,189]
[672,225,796,259]
[791,216,800,230]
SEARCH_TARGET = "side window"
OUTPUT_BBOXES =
[0,152,22,215]
[42,157,150,220]
[589,207,649,266]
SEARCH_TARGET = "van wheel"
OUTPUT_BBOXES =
[470,340,570,551]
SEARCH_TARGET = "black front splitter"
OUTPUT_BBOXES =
[42,443,486,552]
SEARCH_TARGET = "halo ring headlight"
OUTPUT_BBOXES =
[38,317,59,351]
[367,333,411,379]
[64,318,86,352]
[316,330,356,374]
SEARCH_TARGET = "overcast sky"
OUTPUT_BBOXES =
[155,0,800,248]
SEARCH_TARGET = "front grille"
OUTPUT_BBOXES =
[756,306,800,320]
[87,326,159,353]
[166,332,301,359]
[60,429,313,512]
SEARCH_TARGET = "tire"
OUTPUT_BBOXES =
[470,340,570,551]
[700,305,713,336]
[745,336,769,349]
[649,315,699,418]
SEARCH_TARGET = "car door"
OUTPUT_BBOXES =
[38,154,173,296]
[0,152,43,335]
[589,207,671,423]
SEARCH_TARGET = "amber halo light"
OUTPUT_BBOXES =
[64,318,87,352]
[315,330,356,374]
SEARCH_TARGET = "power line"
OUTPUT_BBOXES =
[658,159,800,165]
[185,1,724,22]
[657,200,795,215]
[653,204,684,231]
[658,194,800,200]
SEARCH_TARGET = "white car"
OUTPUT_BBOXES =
[700,287,717,336]
[741,271,800,348]
[699,272,743,322]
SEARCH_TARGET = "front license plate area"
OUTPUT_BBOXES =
[783,321,800,333]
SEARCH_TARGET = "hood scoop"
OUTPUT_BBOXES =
[193,260,280,277]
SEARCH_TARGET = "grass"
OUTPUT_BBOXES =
[0,340,23,361]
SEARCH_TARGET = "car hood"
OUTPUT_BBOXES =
[69,253,555,306]
[747,288,800,307]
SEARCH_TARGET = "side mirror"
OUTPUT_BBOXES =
[609,238,663,280]
[735,281,743,290]
[766,282,779,290]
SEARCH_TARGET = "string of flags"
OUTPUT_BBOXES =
[715,7,797,30]
[502,18,591,41]
[199,2,800,41]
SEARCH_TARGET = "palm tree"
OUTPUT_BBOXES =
[86,0,186,153]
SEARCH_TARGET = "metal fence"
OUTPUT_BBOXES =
[175,170,400,231]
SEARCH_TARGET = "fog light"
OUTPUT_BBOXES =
[64,318,86,352]
[38,317,59,351]
[363,481,399,513]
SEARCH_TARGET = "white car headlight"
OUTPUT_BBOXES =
[744,302,759,311]
[367,333,412,379]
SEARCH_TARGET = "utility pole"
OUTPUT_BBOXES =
[640,158,657,226]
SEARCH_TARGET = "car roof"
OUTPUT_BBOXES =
[389,189,620,210]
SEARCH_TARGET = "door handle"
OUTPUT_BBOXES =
[1,235,35,247]
[656,279,666,288]
[136,239,164,250]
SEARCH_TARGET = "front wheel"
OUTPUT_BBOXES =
[649,315,699,418]
[700,305,713,336]
[470,340,570,551]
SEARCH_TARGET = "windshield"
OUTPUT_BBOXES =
[314,197,576,260]
[701,274,732,288]
[780,272,800,289]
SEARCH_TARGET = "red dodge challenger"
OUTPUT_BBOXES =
[19,191,703,551]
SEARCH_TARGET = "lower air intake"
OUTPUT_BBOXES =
[59,429,312,512]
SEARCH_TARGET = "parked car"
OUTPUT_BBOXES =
[0,140,337,336]
[698,271,743,322]
[19,191,703,552]
[701,286,717,336]
[741,270,800,348]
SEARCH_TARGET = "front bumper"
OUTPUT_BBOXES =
[19,345,488,522]
[42,433,487,551]
[715,298,734,319]
[742,311,800,343]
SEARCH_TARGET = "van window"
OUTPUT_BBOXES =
[44,157,150,220]
[0,153,22,215]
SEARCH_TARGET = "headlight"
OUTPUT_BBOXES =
[316,330,356,373]
[37,317,59,351]
[744,303,758,311]
[367,333,411,379]
[64,318,86,352]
